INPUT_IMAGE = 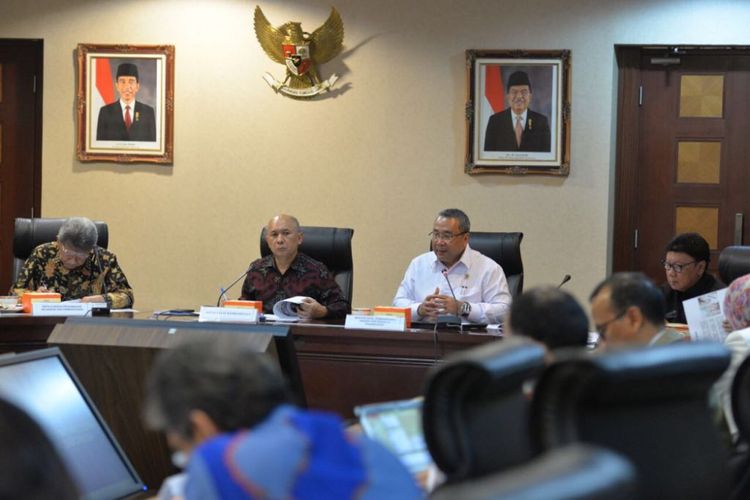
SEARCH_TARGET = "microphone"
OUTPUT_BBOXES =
[437,269,463,329]
[557,274,572,288]
[216,266,252,306]
[93,246,110,316]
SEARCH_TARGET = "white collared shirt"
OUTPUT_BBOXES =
[513,109,528,130]
[392,245,512,324]
[120,100,137,122]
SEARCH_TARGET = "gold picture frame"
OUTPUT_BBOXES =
[465,49,571,176]
[76,43,175,164]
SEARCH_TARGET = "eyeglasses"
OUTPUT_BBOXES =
[59,243,89,260]
[595,310,627,338]
[661,260,697,273]
[428,231,467,243]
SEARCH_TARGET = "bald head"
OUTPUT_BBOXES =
[265,214,303,263]
[267,214,300,232]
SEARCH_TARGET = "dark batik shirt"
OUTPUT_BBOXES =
[240,253,349,319]
[12,242,134,309]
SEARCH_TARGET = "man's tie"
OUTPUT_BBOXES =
[515,115,523,147]
[124,105,132,131]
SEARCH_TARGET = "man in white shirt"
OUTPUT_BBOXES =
[393,208,512,324]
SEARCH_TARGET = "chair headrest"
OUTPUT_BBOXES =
[719,246,750,285]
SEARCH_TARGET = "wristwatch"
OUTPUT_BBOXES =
[459,301,471,318]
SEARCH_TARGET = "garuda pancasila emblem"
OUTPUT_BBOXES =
[254,6,344,98]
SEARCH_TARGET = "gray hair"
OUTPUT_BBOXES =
[57,217,98,252]
[144,336,291,439]
[437,208,471,233]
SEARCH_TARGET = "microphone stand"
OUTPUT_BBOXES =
[557,274,572,288]
[216,267,252,306]
[436,269,463,332]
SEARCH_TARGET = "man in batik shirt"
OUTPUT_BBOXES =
[13,217,134,309]
[240,214,349,319]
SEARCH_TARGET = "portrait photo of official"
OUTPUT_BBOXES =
[483,70,551,153]
[77,44,175,164]
[96,62,156,142]
[465,50,571,176]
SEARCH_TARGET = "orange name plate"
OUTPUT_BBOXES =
[373,306,412,328]
[21,292,62,313]
[223,300,263,313]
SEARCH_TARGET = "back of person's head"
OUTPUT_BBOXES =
[590,272,666,326]
[724,274,750,331]
[508,286,589,349]
[144,336,292,439]
[665,232,711,264]
[0,398,79,500]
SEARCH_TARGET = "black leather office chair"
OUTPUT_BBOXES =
[720,246,750,286]
[531,343,732,500]
[430,232,524,297]
[730,353,750,500]
[260,226,354,303]
[422,336,546,483]
[430,444,638,500]
[12,218,109,283]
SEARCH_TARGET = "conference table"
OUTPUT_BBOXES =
[0,311,499,489]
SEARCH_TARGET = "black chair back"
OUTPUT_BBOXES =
[719,245,750,286]
[531,343,731,500]
[12,218,109,283]
[422,336,546,483]
[260,226,354,303]
[430,444,638,500]
[431,232,524,297]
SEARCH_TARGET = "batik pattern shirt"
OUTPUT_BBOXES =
[240,253,349,319]
[12,242,134,308]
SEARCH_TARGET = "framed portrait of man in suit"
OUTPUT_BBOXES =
[76,44,175,164]
[465,50,571,176]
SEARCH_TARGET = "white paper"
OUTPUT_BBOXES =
[198,306,258,323]
[683,288,727,342]
[345,314,406,331]
[272,296,308,321]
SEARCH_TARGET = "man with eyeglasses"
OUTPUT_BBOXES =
[12,217,133,308]
[392,208,512,324]
[590,272,685,350]
[484,70,551,152]
[239,214,349,319]
[661,233,724,324]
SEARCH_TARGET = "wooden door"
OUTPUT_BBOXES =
[0,40,43,292]
[614,47,750,283]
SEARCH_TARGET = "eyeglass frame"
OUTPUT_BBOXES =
[428,230,468,243]
[594,309,627,339]
[58,242,90,260]
[661,259,698,274]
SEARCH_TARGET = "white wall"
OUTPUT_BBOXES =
[2,0,750,312]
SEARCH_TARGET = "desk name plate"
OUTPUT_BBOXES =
[32,302,105,317]
[345,314,406,332]
[199,306,258,323]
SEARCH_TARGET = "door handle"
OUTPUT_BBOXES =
[735,213,744,245]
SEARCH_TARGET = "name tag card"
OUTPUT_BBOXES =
[345,314,406,332]
[199,306,258,323]
[32,302,94,317]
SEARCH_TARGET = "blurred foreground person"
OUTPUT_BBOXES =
[145,336,420,499]
[0,398,79,500]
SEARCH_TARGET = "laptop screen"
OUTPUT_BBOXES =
[0,348,145,500]
[355,397,433,474]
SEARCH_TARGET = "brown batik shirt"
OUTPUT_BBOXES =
[12,242,134,308]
